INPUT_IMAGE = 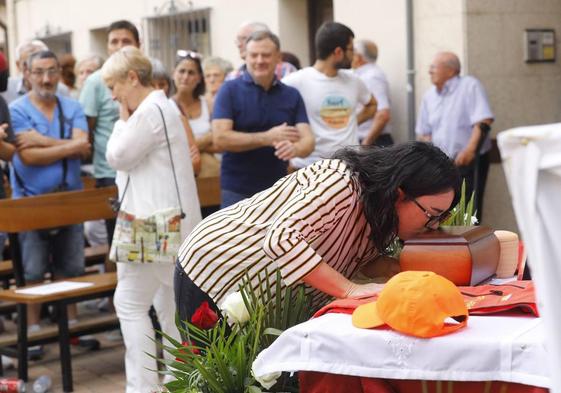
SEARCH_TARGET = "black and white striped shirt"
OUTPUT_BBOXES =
[178,159,378,308]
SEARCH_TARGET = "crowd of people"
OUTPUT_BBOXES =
[0,17,494,393]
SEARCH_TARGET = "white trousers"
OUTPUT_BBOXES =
[115,262,180,393]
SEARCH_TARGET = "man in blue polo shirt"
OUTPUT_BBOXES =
[10,50,92,358]
[212,30,314,208]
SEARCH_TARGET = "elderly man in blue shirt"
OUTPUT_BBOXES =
[212,30,315,208]
[416,51,493,219]
[10,50,96,358]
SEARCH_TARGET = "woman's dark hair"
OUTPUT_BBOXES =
[175,55,205,99]
[332,142,461,252]
[59,54,76,88]
[281,51,301,70]
[315,21,354,60]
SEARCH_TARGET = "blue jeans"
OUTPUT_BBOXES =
[19,224,85,282]
[220,189,251,209]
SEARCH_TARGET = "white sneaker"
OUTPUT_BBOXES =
[1,355,14,370]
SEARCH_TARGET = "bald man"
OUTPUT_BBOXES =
[352,39,392,147]
[415,51,493,219]
[1,40,70,104]
[227,21,297,80]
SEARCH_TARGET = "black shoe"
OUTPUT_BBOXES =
[70,336,100,351]
[28,345,44,360]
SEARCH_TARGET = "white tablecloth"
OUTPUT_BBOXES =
[498,124,561,393]
[253,314,549,388]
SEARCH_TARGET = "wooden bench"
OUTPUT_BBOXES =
[196,175,221,207]
[0,186,118,392]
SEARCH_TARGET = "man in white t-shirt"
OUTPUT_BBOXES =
[283,22,377,169]
[352,39,393,147]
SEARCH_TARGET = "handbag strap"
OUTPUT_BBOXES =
[155,104,186,218]
[113,104,185,219]
[55,96,68,190]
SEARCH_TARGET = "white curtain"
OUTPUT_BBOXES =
[498,123,561,393]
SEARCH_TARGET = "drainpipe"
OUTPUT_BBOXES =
[406,0,416,140]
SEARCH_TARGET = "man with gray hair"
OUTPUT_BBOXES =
[352,39,393,147]
[227,21,297,80]
[416,51,493,218]
[1,39,70,104]
[9,50,93,358]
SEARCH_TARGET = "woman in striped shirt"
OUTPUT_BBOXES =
[175,141,461,323]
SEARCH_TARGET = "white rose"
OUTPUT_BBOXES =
[253,371,281,390]
[470,215,478,225]
[220,291,250,324]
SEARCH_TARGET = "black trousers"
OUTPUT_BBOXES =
[174,261,221,340]
[458,152,490,222]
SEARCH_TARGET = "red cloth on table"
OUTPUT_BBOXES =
[299,372,548,393]
[312,280,537,318]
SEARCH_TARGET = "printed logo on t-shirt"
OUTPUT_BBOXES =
[319,96,352,129]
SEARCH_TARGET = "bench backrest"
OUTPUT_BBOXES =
[0,186,117,286]
[0,186,117,233]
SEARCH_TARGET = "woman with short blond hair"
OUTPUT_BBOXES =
[102,46,202,393]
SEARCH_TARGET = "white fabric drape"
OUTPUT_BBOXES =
[498,124,561,393]
[252,313,548,387]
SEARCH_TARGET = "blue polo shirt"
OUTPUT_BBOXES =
[213,72,308,196]
[9,94,87,198]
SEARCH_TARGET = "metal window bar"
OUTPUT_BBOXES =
[143,8,211,72]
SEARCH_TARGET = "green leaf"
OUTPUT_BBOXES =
[263,327,283,337]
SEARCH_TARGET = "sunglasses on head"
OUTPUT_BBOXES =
[176,50,202,60]
[412,198,451,229]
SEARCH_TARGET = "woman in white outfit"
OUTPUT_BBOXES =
[102,46,202,393]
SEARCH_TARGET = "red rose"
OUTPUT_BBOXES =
[175,340,201,362]
[191,301,219,329]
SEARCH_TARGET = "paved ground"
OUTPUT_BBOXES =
[2,327,128,392]
[0,300,136,393]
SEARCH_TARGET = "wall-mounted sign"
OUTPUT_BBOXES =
[524,29,556,63]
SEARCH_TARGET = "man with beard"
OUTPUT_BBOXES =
[1,40,70,104]
[283,22,377,169]
[9,50,91,359]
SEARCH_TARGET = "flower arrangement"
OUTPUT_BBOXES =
[441,180,478,226]
[156,271,312,393]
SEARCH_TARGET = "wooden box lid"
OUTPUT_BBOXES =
[403,226,494,245]
[400,226,500,286]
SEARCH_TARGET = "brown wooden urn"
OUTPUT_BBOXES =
[400,226,500,286]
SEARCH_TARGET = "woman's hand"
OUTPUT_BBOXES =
[119,97,131,121]
[344,282,384,299]
[190,144,201,176]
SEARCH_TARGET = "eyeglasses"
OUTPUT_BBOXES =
[30,68,60,78]
[176,50,202,60]
[412,199,451,229]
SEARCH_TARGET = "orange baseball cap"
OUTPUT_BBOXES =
[352,271,468,338]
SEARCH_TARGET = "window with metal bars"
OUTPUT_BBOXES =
[143,8,211,72]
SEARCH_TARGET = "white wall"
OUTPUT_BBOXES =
[334,0,409,142]
[463,0,561,232]
[5,0,284,73]
[278,0,309,68]
[413,0,466,111]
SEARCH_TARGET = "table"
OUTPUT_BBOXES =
[253,313,550,391]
